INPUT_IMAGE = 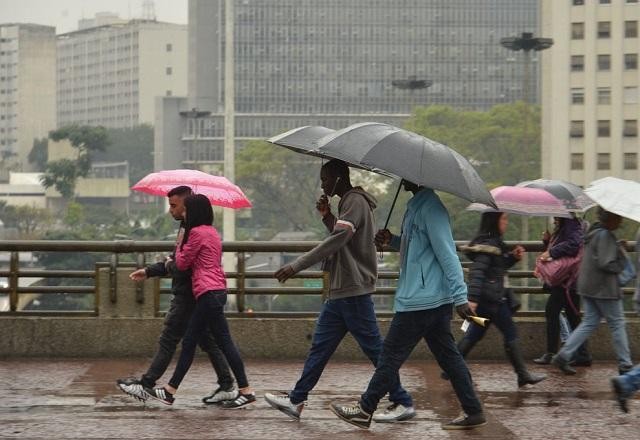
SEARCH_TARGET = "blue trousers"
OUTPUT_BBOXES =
[289,294,413,407]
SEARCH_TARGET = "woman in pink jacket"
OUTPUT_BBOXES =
[145,194,255,408]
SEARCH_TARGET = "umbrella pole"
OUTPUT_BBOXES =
[383,180,403,230]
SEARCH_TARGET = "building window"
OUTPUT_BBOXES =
[624,153,638,169]
[571,87,585,104]
[625,53,638,69]
[597,120,611,137]
[597,153,611,170]
[600,0,611,4]
[571,153,584,170]
[598,22,611,38]
[573,0,584,4]
[598,54,611,71]
[627,0,638,3]
[570,120,584,137]
[572,23,585,39]
[624,119,638,136]
[571,55,585,71]
[597,87,611,104]
[624,86,639,103]
[166,67,172,75]
[166,43,172,52]
[625,21,638,38]
[166,90,172,96]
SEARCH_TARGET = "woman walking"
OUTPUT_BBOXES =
[145,194,255,407]
[533,216,591,366]
[449,212,546,388]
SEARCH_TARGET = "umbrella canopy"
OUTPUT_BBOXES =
[268,122,495,206]
[467,186,572,217]
[267,125,336,155]
[132,169,252,209]
[517,179,595,212]
[584,177,640,223]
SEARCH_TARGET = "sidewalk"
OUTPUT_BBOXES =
[1,358,638,439]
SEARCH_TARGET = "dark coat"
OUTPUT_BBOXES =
[461,234,518,305]
[548,218,584,259]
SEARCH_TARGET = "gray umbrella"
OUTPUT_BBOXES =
[308,122,495,207]
[266,125,335,155]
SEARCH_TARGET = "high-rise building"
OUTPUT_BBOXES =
[155,0,540,172]
[0,23,56,173]
[57,17,188,129]
[541,0,640,186]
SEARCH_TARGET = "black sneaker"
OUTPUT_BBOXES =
[145,386,175,405]
[551,354,576,375]
[442,412,487,430]
[116,378,149,402]
[611,376,630,413]
[330,402,372,429]
[202,387,238,405]
[221,392,256,409]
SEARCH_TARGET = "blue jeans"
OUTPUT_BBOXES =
[289,294,413,407]
[169,291,249,389]
[360,303,483,416]
[557,296,632,370]
[616,364,640,395]
[462,300,517,346]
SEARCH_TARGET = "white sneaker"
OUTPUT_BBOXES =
[202,387,238,405]
[264,392,305,420]
[116,378,149,402]
[372,403,416,423]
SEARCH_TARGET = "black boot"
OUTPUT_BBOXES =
[505,342,547,388]
[441,338,476,381]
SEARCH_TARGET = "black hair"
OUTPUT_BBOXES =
[597,207,619,224]
[167,185,193,198]
[321,159,350,180]
[476,211,504,238]
[180,194,214,250]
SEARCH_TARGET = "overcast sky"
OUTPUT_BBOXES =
[0,0,187,33]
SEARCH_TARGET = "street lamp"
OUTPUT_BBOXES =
[391,75,433,111]
[500,32,553,103]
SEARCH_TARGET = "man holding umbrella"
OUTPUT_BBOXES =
[264,159,415,423]
[330,180,486,430]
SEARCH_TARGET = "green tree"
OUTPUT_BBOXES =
[41,125,110,199]
[28,137,48,171]
[92,125,153,185]
[0,202,52,238]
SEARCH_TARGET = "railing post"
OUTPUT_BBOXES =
[236,251,245,312]
[9,251,19,312]
[321,271,330,302]
[135,252,145,304]
[109,253,118,303]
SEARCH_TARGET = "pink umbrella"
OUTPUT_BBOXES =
[132,169,252,209]
[467,186,571,217]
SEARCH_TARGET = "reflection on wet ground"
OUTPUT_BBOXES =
[1,359,638,439]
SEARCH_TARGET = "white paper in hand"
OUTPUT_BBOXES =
[461,319,470,332]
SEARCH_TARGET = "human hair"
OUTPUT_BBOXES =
[167,185,193,198]
[181,194,213,250]
[476,211,503,238]
[321,159,350,180]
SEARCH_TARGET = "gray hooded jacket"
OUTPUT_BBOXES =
[577,223,626,300]
[290,187,377,299]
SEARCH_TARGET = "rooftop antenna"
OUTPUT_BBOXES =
[141,0,157,21]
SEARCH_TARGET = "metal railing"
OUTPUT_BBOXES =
[0,240,636,317]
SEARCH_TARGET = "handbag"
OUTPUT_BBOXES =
[534,244,583,288]
[619,251,637,286]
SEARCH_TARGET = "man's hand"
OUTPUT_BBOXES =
[374,229,392,249]
[275,264,296,283]
[511,245,525,261]
[129,268,147,282]
[455,302,477,320]
[316,195,331,218]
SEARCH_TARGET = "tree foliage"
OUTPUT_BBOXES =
[0,201,52,239]
[41,125,110,199]
[28,137,48,171]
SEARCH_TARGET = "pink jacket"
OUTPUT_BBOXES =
[175,225,226,298]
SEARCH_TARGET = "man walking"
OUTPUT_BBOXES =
[330,180,486,430]
[117,186,236,404]
[264,159,415,423]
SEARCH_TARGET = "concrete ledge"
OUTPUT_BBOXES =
[2,316,639,360]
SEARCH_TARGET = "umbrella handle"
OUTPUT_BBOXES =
[379,180,403,260]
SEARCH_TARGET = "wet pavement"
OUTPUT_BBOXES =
[1,358,638,439]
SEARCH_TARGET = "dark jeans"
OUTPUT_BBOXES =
[289,294,413,407]
[544,286,582,353]
[168,291,249,389]
[141,293,233,390]
[462,300,517,346]
[360,303,483,416]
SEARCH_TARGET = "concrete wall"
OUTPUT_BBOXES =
[1,268,639,360]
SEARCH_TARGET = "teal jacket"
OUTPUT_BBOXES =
[391,188,468,312]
